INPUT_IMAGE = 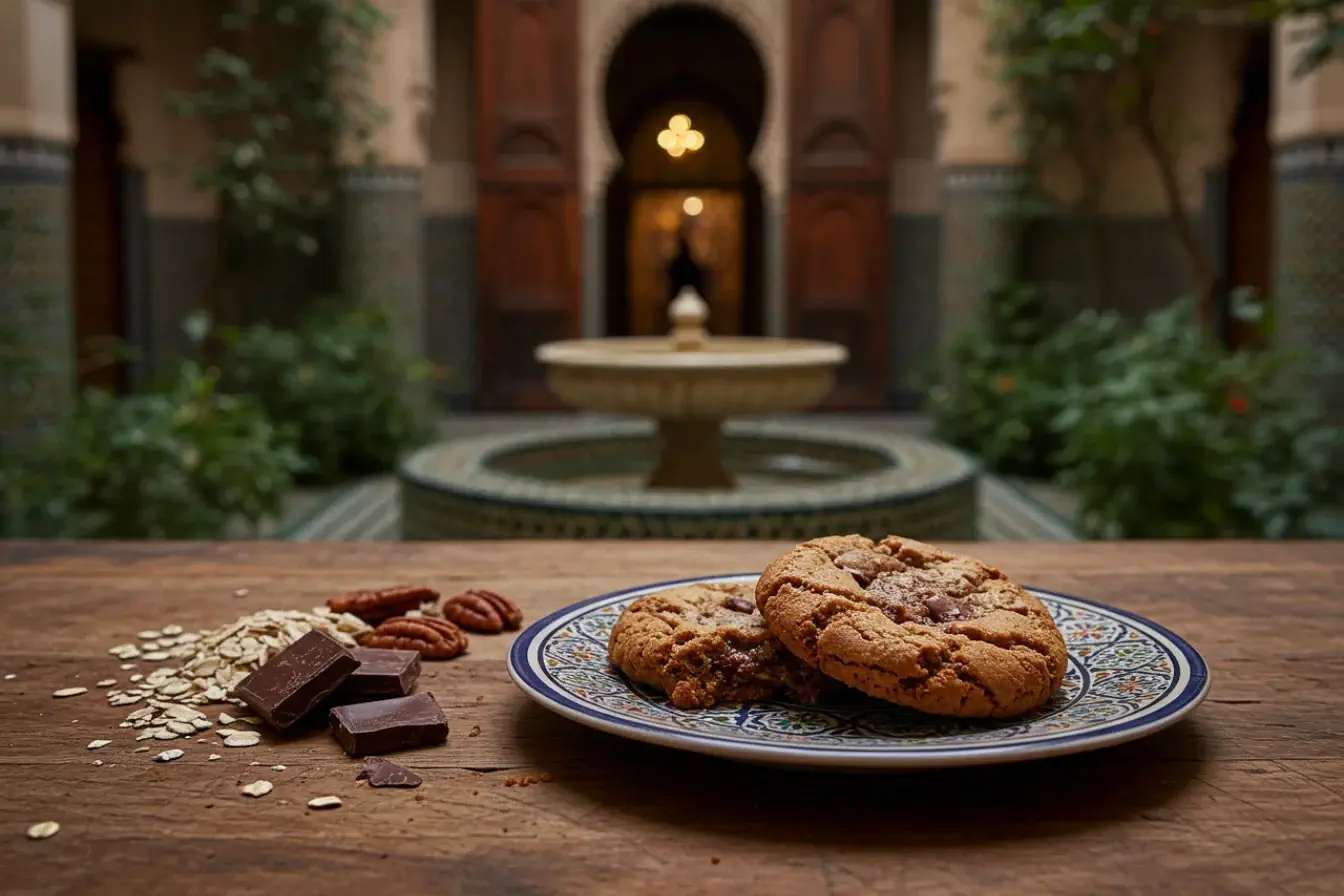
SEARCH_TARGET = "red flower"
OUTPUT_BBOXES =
[1144,19,1161,37]
[1228,394,1249,415]
[993,374,1015,394]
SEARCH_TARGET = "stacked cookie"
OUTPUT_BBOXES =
[608,534,1068,718]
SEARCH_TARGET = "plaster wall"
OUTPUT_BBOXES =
[424,0,474,215]
[0,0,73,142]
[75,0,215,218]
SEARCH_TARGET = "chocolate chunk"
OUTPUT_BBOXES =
[356,756,422,788]
[722,596,756,614]
[834,550,907,587]
[924,595,965,623]
[329,692,449,757]
[331,648,421,703]
[232,630,359,730]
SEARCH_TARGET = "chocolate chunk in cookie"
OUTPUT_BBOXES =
[607,582,836,710]
[755,535,1068,719]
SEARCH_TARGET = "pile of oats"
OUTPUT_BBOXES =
[103,608,369,744]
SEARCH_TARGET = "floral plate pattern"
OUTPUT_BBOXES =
[507,574,1209,769]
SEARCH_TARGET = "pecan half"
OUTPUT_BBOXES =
[441,589,524,634]
[357,616,467,660]
[328,585,440,624]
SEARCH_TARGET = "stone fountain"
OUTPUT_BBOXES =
[399,289,979,541]
[535,287,848,489]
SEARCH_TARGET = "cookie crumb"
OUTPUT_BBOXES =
[507,772,552,788]
[711,857,721,865]
[468,725,481,737]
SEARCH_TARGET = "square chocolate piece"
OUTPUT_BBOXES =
[331,647,421,703]
[232,630,359,730]
[329,692,449,757]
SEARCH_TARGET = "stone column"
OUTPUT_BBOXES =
[423,0,476,407]
[339,0,431,359]
[933,0,1025,348]
[0,0,74,445]
[1272,20,1344,414]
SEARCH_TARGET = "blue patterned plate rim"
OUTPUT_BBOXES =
[507,573,1210,769]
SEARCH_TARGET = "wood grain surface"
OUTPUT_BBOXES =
[1,540,1341,896]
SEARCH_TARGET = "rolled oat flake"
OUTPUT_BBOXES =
[26,821,60,840]
[241,780,273,798]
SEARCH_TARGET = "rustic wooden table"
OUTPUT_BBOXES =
[1,541,1340,895]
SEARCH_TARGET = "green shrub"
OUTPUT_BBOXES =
[1,354,301,539]
[925,282,1124,477]
[1054,299,1343,539]
[221,304,435,483]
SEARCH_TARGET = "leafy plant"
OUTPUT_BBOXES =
[221,304,435,483]
[1054,299,1344,538]
[983,0,1344,324]
[925,282,1125,477]
[1,322,302,539]
[171,0,390,320]
[982,0,1224,320]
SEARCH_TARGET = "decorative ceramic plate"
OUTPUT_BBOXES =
[508,574,1210,770]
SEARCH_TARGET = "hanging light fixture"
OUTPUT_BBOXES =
[656,114,705,159]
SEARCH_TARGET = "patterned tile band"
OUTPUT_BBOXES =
[1273,136,1344,413]
[0,137,73,446]
[399,421,979,541]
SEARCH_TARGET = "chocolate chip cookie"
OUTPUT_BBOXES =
[608,581,833,709]
[756,535,1068,718]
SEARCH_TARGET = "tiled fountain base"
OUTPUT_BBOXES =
[399,420,979,541]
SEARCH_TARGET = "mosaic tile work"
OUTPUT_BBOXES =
[938,166,1026,347]
[339,167,426,354]
[399,420,979,541]
[425,213,476,406]
[509,573,1210,769]
[1274,138,1344,414]
[0,137,72,446]
[887,214,940,406]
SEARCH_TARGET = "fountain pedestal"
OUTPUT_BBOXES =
[649,419,730,489]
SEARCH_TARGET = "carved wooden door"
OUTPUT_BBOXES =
[476,0,580,408]
[787,0,891,408]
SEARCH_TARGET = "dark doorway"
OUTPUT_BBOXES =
[602,4,766,338]
[73,47,129,393]
[1223,29,1272,350]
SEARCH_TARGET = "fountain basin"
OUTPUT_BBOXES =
[536,335,848,488]
[399,421,979,541]
[536,337,848,418]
